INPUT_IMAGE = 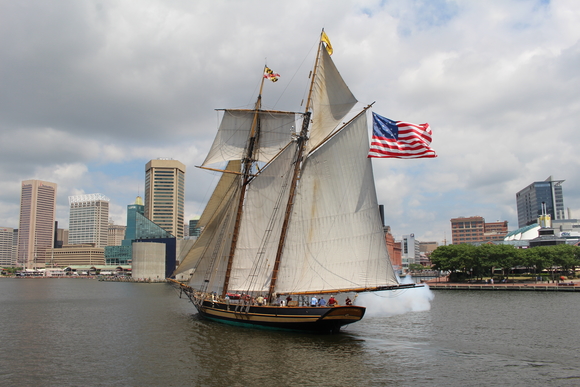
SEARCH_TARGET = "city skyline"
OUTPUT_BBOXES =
[1,1,580,244]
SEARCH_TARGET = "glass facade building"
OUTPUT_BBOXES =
[516,176,565,228]
[105,196,174,265]
[189,219,201,237]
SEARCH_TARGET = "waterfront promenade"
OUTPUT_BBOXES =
[425,277,580,292]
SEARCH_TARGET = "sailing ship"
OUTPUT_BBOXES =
[170,31,419,333]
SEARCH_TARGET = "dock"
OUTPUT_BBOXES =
[425,279,580,292]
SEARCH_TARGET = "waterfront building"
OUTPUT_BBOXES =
[68,194,110,248]
[45,243,105,267]
[552,218,580,238]
[104,196,174,265]
[450,216,508,244]
[401,234,420,271]
[17,180,57,268]
[144,158,186,238]
[504,218,580,247]
[516,176,565,228]
[383,226,402,271]
[132,242,166,280]
[0,227,16,267]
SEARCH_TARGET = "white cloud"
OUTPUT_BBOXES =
[1,0,580,244]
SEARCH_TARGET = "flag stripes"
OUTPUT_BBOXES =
[368,113,437,159]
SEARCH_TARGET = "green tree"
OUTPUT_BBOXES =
[486,244,519,280]
[552,244,578,278]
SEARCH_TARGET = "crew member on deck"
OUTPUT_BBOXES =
[345,297,352,305]
[318,297,327,307]
[311,296,318,307]
[328,296,337,306]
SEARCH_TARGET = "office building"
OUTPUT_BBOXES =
[68,194,110,248]
[401,234,420,271]
[17,180,57,268]
[0,227,16,267]
[516,176,565,228]
[451,216,508,244]
[45,243,105,267]
[55,228,69,248]
[108,222,126,246]
[189,219,201,238]
[144,159,186,238]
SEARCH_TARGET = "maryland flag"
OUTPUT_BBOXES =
[264,67,280,82]
[321,31,333,55]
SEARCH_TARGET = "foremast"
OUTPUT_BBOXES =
[221,67,266,298]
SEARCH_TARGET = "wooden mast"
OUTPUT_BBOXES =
[267,32,326,301]
[221,68,267,298]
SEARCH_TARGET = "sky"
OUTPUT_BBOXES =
[1,0,579,245]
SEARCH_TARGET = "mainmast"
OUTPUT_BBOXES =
[267,32,327,300]
[221,68,267,297]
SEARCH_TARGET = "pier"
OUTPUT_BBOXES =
[426,279,580,292]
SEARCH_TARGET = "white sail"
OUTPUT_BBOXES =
[198,160,241,228]
[227,144,296,293]
[202,110,298,166]
[185,188,240,292]
[174,168,240,278]
[275,112,399,294]
[307,47,358,152]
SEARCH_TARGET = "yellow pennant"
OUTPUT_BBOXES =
[321,31,333,55]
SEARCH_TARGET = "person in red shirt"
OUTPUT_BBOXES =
[328,296,337,306]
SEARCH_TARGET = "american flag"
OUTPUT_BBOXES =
[368,112,437,159]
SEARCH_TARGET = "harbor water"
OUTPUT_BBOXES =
[1,278,579,386]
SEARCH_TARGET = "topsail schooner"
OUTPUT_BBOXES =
[170,31,420,333]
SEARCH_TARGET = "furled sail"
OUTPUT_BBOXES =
[307,47,358,153]
[202,110,298,166]
[275,112,399,294]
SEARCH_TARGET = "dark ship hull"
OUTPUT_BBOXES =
[176,285,364,333]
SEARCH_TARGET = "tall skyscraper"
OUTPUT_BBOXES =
[17,180,57,268]
[68,193,110,248]
[144,159,186,238]
[516,176,565,228]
